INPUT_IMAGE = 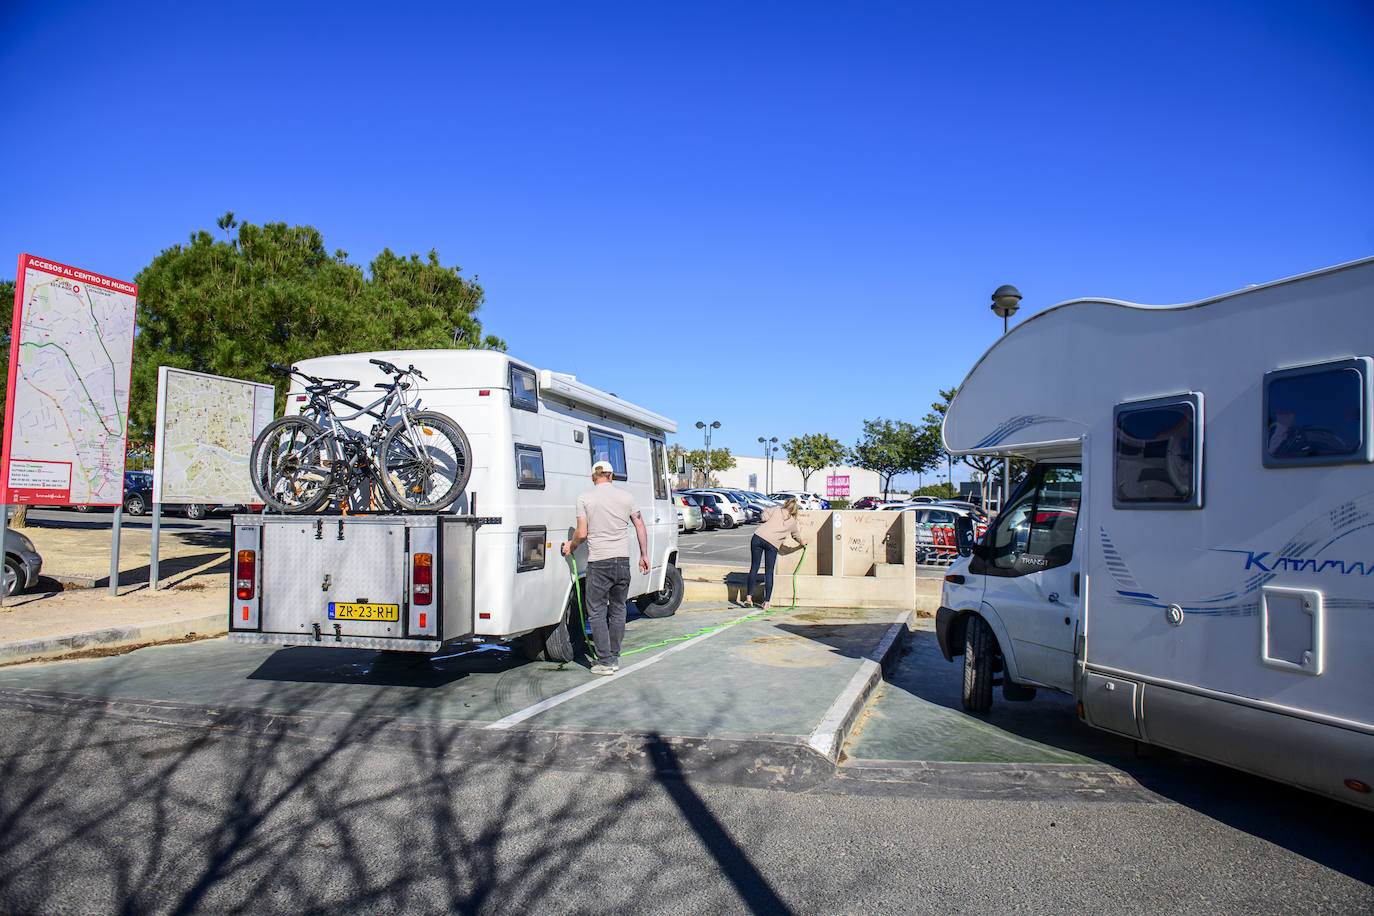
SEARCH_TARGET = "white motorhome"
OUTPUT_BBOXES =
[230,350,682,662]
[937,256,1374,810]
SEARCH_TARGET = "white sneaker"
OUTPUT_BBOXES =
[590,664,615,675]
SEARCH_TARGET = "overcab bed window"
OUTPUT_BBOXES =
[1263,357,1373,467]
[1114,392,1203,509]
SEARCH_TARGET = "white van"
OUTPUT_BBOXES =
[936,256,1374,811]
[230,350,681,661]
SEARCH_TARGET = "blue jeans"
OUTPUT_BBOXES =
[746,534,778,603]
[585,557,630,664]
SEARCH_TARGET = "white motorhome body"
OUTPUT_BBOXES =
[230,350,681,661]
[936,256,1374,810]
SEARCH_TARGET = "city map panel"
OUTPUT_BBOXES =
[2,255,137,505]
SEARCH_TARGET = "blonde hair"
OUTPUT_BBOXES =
[783,498,799,517]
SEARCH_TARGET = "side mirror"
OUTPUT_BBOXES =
[954,516,976,557]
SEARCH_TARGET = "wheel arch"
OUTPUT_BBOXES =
[975,601,1027,685]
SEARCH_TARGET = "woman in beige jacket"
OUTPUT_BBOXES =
[745,498,807,609]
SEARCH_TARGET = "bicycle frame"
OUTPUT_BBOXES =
[284,366,434,510]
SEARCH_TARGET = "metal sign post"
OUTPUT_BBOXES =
[109,506,123,596]
[150,504,160,590]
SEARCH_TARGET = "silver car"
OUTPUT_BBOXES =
[4,527,43,597]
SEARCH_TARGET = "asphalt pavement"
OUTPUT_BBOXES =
[1,514,1370,913]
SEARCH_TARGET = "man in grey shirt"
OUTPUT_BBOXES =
[561,460,650,674]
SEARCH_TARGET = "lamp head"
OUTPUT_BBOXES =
[991,284,1022,320]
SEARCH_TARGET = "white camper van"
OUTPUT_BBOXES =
[936,256,1374,810]
[230,350,682,662]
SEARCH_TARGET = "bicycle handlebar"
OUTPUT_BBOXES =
[368,358,426,382]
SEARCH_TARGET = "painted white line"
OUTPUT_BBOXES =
[806,608,912,761]
[485,607,758,730]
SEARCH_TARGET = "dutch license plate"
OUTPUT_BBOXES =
[328,602,400,621]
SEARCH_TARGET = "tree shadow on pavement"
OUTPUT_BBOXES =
[0,645,824,914]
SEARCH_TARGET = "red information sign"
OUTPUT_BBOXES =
[2,254,138,505]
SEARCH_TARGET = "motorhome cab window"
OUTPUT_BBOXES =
[509,364,538,412]
[515,445,545,489]
[1114,393,1203,508]
[517,526,546,572]
[981,464,1081,577]
[1263,358,1373,466]
[650,439,668,500]
[589,429,627,479]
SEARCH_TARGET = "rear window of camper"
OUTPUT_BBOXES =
[1114,393,1203,508]
[589,429,627,479]
[1264,358,1372,466]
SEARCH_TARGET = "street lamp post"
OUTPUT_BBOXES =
[695,420,720,488]
[990,284,1023,510]
[757,435,778,492]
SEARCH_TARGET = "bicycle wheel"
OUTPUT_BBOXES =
[252,416,334,513]
[378,411,472,511]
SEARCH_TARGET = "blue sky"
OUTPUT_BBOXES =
[4,0,1372,488]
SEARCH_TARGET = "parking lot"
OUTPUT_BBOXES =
[3,515,1372,911]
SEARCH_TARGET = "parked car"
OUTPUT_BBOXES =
[850,496,887,510]
[936,499,986,516]
[711,489,763,523]
[698,501,724,530]
[769,491,808,508]
[884,503,989,536]
[118,472,214,518]
[687,491,746,528]
[736,491,779,518]
[769,491,828,510]
[674,493,703,532]
[4,526,42,597]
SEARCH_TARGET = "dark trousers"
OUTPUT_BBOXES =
[746,534,779,602]
[586,556,630,663]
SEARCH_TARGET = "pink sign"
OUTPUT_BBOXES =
[826,474,850,497]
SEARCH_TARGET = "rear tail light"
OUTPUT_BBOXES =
[412,552,433,605]
[236,550,256,600]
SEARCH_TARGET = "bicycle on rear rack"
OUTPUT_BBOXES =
[251,359,472,514]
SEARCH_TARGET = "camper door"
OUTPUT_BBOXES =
[647,436,672,573]
[979,463,1082,690]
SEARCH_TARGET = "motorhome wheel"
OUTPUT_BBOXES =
[961,615,995,713]
[635,564,683,618]
[524,594,578,662]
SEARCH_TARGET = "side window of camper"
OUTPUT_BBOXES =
[515,445,545,489]
[1114,393,1203,508]
[1263,358,1372,466]
[517,526,546,572]
[510,364,538,413]
[650,438,668,500]
[983,464,1081,577]
[589,428,627,479]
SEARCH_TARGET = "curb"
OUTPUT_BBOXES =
[0,613,227,665]
[805,606,912,762]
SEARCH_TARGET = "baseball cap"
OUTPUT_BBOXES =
[592,460,615,475]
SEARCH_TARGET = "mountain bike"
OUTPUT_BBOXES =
[251,359,472,513]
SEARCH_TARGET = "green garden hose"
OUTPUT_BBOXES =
[566,545,808,661]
